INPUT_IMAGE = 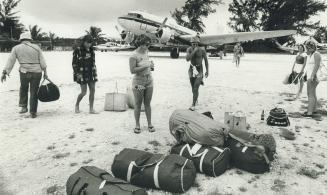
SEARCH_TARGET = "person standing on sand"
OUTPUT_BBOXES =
[302,40,322,117]
[1,32,48,118]
[233,42,244,67]
[186,36,209,111]
[291,44,307,100]
[72,35,98,114]
[129,35,155,134]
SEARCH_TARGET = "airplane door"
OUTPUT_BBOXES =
[140,23,147,31]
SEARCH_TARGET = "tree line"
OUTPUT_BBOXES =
[1,0,327,51]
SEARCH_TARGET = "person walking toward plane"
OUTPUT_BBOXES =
[72,35,98,114]
[291,44,307,100]
[129,35,155,134]
[186,36,209,111]
[233,42,244,67]
[1,32,48,118]
[302,40,322,117]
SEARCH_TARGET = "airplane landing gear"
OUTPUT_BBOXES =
[170,47,179,59]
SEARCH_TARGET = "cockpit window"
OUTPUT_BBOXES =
[128,13,142,18]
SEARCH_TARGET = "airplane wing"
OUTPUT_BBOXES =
[178,30,296,46]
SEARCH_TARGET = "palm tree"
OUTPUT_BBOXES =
[85,26,105,45]
[29,25,44,40]
[48,31,56,50]
[0,0,24,39]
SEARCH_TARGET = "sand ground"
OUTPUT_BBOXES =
[0,51,327,195]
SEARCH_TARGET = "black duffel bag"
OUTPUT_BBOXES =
[171,143,230,177]
[226,130,276,174]
[267,108,290,126]
[37,78,60,102]
[111,148,196,193]
[66,166,147,195]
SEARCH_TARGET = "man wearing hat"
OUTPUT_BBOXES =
[1,32,48,118]
[186,36,209,111]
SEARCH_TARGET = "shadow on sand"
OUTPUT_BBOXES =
[0,171,12,195]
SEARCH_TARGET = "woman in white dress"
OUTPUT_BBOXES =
[303,40,322,117]
[291,44,307,99]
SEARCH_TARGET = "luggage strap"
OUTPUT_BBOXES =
[126,155,166,183]
[228,133,270,164]
[180,143,225,173]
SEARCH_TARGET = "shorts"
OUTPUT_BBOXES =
[132,75,153,89]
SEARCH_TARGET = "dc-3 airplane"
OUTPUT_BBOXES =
[116,11,297,58]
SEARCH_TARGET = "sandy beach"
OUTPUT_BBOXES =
[1,51,327,195]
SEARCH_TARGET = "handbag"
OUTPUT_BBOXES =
[37,78,60,102]
[317,63,327,82]
[266,108,290,126]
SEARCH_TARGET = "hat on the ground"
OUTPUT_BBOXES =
[19,32,32,41]
[190,36,200,43]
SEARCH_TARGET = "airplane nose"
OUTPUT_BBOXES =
[117,17,126,29]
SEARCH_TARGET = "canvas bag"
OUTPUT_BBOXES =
[169,109,229,147]
[66,166,148,195]
[111,148,196,193]
[171,143,230,177]
[226,130,276,174]
[37,78,60,102]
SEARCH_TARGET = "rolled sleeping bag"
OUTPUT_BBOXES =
[171,143,230,177]
[169,109,229,147]
[66,166,148,195]
[111,148,196,193]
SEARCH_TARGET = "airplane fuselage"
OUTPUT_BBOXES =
[118,11,196,41]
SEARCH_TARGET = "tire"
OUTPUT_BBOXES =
[170,48,179,59]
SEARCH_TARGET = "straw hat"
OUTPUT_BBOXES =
[19,32,32,41]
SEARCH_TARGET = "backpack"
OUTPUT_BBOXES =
[66,166,147,195]
[226,130,276,174]
[37,78,60,102]
[111,148,196,193]
[267,108,290,126]
[171,143,230,177]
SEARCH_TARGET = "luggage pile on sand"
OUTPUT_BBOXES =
[66,109,277,194]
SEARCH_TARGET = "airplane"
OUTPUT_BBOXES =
[116,11,297,59]
[94,41,133,52]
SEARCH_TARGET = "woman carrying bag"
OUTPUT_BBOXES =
[291,44,307,100]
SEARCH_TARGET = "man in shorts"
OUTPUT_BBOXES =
[186,36,209,111]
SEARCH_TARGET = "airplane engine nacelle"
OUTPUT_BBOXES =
[155,28,172,43]
[121,32,135,44]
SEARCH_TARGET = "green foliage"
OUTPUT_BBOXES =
[0,0,24,39]
[85,26,105,44]
[228,0,327,34]
[171,0,222,33]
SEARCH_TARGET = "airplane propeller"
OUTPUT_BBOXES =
[115,25,127,39]
[155,17,168,38]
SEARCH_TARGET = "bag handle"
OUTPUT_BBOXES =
[228,133,270,164]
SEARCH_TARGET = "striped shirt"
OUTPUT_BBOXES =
[4,41,47,74]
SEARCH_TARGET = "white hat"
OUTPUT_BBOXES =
[19,32,32,41]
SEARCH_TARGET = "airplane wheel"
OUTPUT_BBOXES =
[105,50,107,52]
[170,47,179,59]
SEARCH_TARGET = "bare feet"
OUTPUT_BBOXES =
[75,106,80,113]
[89,109,99,114]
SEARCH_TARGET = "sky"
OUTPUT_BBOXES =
[16,0,327,38]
